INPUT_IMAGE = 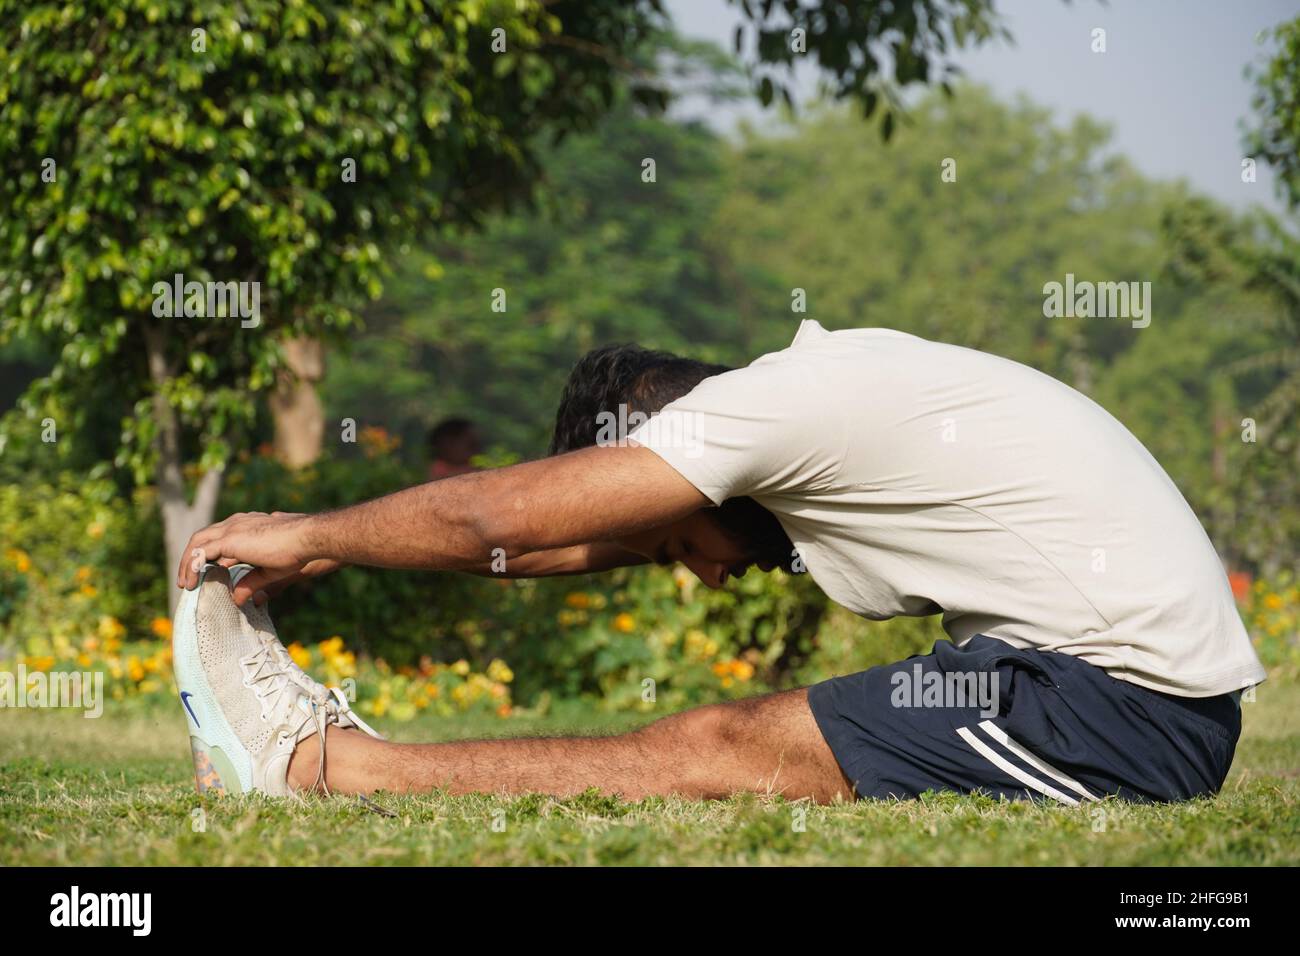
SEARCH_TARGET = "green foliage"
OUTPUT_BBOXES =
[0,0,668,480]
[724,0,1007,133]
[1246,16,1300,210]
[0,474,164,652]
[326,94,748,454]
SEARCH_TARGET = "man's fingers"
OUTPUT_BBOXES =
[230,567,293,606]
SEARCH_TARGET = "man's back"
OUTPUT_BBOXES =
[632,320,1265,697]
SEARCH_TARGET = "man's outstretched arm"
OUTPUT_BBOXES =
[175,445,705,602]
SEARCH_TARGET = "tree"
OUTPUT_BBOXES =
[1247,16,1300,210]
[0,1,1005,608]
[0,0,671,608]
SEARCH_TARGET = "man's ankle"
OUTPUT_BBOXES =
[285,730,325,792]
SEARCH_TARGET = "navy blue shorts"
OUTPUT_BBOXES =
[807,635,1242,804]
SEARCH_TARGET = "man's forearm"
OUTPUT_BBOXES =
[299,446,706,572]
[304,471,496,571]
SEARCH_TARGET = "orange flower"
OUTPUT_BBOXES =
[613,612,635,634]
[565,592,591,609]
[287,642,312,670]
[150,617,173,640]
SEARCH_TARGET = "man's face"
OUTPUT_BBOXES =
[617,510,768,589]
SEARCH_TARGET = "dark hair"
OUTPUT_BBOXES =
[428,417,475,458]
[550,344,796,572]
[548,345,730,456]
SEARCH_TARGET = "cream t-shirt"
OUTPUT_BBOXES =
[630,320,1265,697]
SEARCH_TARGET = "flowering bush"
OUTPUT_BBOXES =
[1242,571,1300,675]
[286,636,514,720]
[0,474,164,660]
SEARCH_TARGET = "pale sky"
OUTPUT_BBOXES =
[665,0,1300,216]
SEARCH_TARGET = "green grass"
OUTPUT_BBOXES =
[2,683,1298,866]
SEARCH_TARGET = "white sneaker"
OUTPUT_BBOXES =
[172,563,383,796]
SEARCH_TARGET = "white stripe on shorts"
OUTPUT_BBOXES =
[977,720,1098,802]
[955,725,1080,806]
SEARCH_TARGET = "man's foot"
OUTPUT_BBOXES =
[172,563,382,796]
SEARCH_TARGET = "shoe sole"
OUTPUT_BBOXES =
[172,564,254,795]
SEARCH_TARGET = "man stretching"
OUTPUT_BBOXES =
[173,320,1263,804]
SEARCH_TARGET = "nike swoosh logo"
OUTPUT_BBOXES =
[180,691,200,728]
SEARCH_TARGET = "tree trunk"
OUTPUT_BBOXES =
[270,336,325,469]
[144,325,226,615]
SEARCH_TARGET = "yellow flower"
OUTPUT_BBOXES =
[287,642,312,670]
[733,660,755,682]
[150,617,173,640]
[23,655,55,672]
[97,616,125,642]
[87,521,105,540]
[75,566,93,583]
[564,592,591,609]
[79,583,98,598]
[6,548,32,574]
[487,659,514,683]
[451,659,470,676]
[326,650,356,679]
[127,655,145,682]
[1264,593,1284,611]
[319,636,345,656]
[613,612,636,634]
[76,653,92,668]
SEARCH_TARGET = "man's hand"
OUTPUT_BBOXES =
[176,511,333,604]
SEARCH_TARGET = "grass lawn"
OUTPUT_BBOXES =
[2,681,1297,866]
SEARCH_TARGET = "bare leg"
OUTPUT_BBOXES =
[287,688,853,803]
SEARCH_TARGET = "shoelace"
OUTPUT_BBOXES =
[302,687,384,796]
[241,642,298,717]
